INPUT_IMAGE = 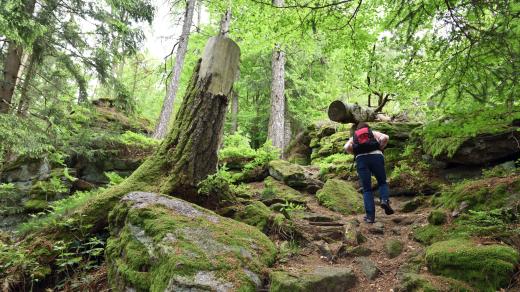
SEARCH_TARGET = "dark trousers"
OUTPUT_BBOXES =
[356,154,390,220]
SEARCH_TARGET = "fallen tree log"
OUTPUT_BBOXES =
[327,100,378,124]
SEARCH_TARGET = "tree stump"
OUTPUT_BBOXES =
[76,36,241,232]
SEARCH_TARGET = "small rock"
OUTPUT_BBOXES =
[316,241,334,262]
[349,246,372,257]
[355,257,381,280]
[391,227,401,235]
[451,201,469,218]
[344,220,362,245]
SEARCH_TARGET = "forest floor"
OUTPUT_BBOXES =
[270,193,432,292]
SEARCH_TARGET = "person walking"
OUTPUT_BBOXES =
[344,122,394,223]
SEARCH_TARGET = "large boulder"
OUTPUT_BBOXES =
[269,266,357,292]
[316,179,363,215]
[106,192,276,291]
[425,239,519,290]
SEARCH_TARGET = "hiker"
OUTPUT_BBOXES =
[344,122,394,223]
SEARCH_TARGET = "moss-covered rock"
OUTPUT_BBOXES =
[397,273,474,292]
[316,179,363,215]
[425,239,519,291]
[428,209,447,225]
[385,239,403,259]
[106,192,276,292]
[262,177,309,206]
[434,175,520,212]
[269,160,307,188]
[269,267,357,292]
[233,201,274,231]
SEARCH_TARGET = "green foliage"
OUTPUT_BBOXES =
[279,201,306,213]
[105,172,125,186]
[244,140,281,171]
[18,189,101,235]
[219,132,256,160]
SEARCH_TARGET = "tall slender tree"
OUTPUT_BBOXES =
[153,0,196,139]
[267,0,286,155]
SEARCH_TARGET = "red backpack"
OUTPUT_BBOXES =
[352,127,380,155]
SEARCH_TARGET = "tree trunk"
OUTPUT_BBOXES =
[230,89,238,134]
[328,100,378,124]
[0,0,37,114]
[0,42,23,113]
[268,0,285,154]
[153,0,196,139]
[268,46,286,152]
[77,36,240,232]
[17,53,37,115]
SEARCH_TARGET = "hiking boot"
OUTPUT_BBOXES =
[381,200,394,215]
[363,216,375,224]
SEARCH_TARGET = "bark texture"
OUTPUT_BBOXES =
[77,36,240,232]
[268,46,286,152]
[328,100,378,124]
[153,0,196,139]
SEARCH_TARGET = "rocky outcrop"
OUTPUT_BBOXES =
[432,129,520,165]
[269,267,357,292]
[106,192,276,291]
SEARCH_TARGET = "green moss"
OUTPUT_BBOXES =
[399,273,473,292]
[384,239,403,259]
[262,177,307,205]
[435,175,520,212]
[428,210,447,225]
[234,201,273,231]
[107,194,276,292]
[413,225,446,245]
[425,239,519,291]
[23,199,49,212]
[315,179,363,215]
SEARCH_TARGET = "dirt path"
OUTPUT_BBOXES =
[272,194,432,291]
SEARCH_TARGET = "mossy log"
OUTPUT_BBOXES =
[74,36,241,232]
[328,100,378,124]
